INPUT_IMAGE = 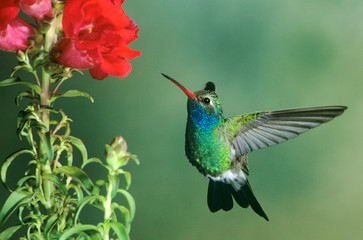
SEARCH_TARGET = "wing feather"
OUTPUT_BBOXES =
[225,106,347,155]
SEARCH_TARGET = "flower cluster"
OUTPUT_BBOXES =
[0,1,141,239]
[0,0,42,52]
[0,0,140,80]
[57,0,140,80]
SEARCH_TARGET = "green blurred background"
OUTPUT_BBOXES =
[1,0,363,239]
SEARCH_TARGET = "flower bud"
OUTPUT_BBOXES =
[106,136,130,169]
[16,50,26,62]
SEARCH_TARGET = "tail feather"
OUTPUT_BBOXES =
[207,180,233,212]
[230,186,249,208]
[241,180,269,221]
[207,180,222,212]
[208,179,269,221]
[220,182,233,211]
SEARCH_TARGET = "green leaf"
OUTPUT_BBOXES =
[111,203,131,232]
[55,166,94,194]
[91,180,106,195]
[117,169,132,190]
[0,77,41,94]
[44,214,59,238]
[128,154,140,165]
[64,143,74,165]
[51,90,94,103]
[110,222,129,240]
[15,91,38,105]
[16,111,29,139]
[16,109,45,139]
[81,157,105,169]
[0,225,23,240]
[110,174,119,199]
[33,57,49,69]
[78,231,102,240]
[48,231,61,240]
[39,131,53,163]
[32,122,48,131]
[11,64,32,76]
[75,195,104,224]
[117,189,136,220]
[0,190,32,225]
[114,155,140,169]
[59,224,100,240]
[16,175,36,188]
[67,136,88,166]
[1,149,35,191]
[68,183,84,202]
[43,174,68,195]
[16,110,27,128]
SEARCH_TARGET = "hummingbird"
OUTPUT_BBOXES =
[161,73,347,221]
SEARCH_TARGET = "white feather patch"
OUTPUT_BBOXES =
[208,170,246,191]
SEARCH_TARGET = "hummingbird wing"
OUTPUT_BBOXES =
[224,106,347,156]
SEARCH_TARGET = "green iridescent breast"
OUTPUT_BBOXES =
[184,90,232,177]
[185,119,232,177]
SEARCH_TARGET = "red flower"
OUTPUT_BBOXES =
[0,0,20,31]
[0,1,35,52]
[21,0,53,21]
[57,0,140,80]
[0,17,35,52]
[0,0,52,24]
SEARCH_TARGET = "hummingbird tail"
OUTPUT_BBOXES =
[207,179,269,221]
[207,180,233,212]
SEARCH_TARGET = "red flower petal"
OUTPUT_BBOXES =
[110,46,141,60]
[20,0,36,5]
[0,0,20,31]
[20,0,53,20]
[0,17,34,51]
[89,64,108,80]
[56,38,94,69]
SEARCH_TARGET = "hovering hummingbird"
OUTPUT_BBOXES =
[161,73,347,221]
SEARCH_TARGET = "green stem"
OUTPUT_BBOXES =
[39,17,57,215]
[52,78,66,96]
[103,174,114,240]
[40,68,53,214]
[32,70,41,86]
[41,69,51,123]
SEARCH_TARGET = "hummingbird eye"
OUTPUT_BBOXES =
[203,97,210,104]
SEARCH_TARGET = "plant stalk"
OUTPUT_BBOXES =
[39,17,57,215]
[103,174,114,240]
[40,68,54,214]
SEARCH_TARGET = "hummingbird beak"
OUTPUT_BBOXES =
[161,73,198,100]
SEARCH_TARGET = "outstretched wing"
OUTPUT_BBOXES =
[224,106,347,156]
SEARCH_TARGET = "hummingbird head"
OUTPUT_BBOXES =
[162,73,224,129]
